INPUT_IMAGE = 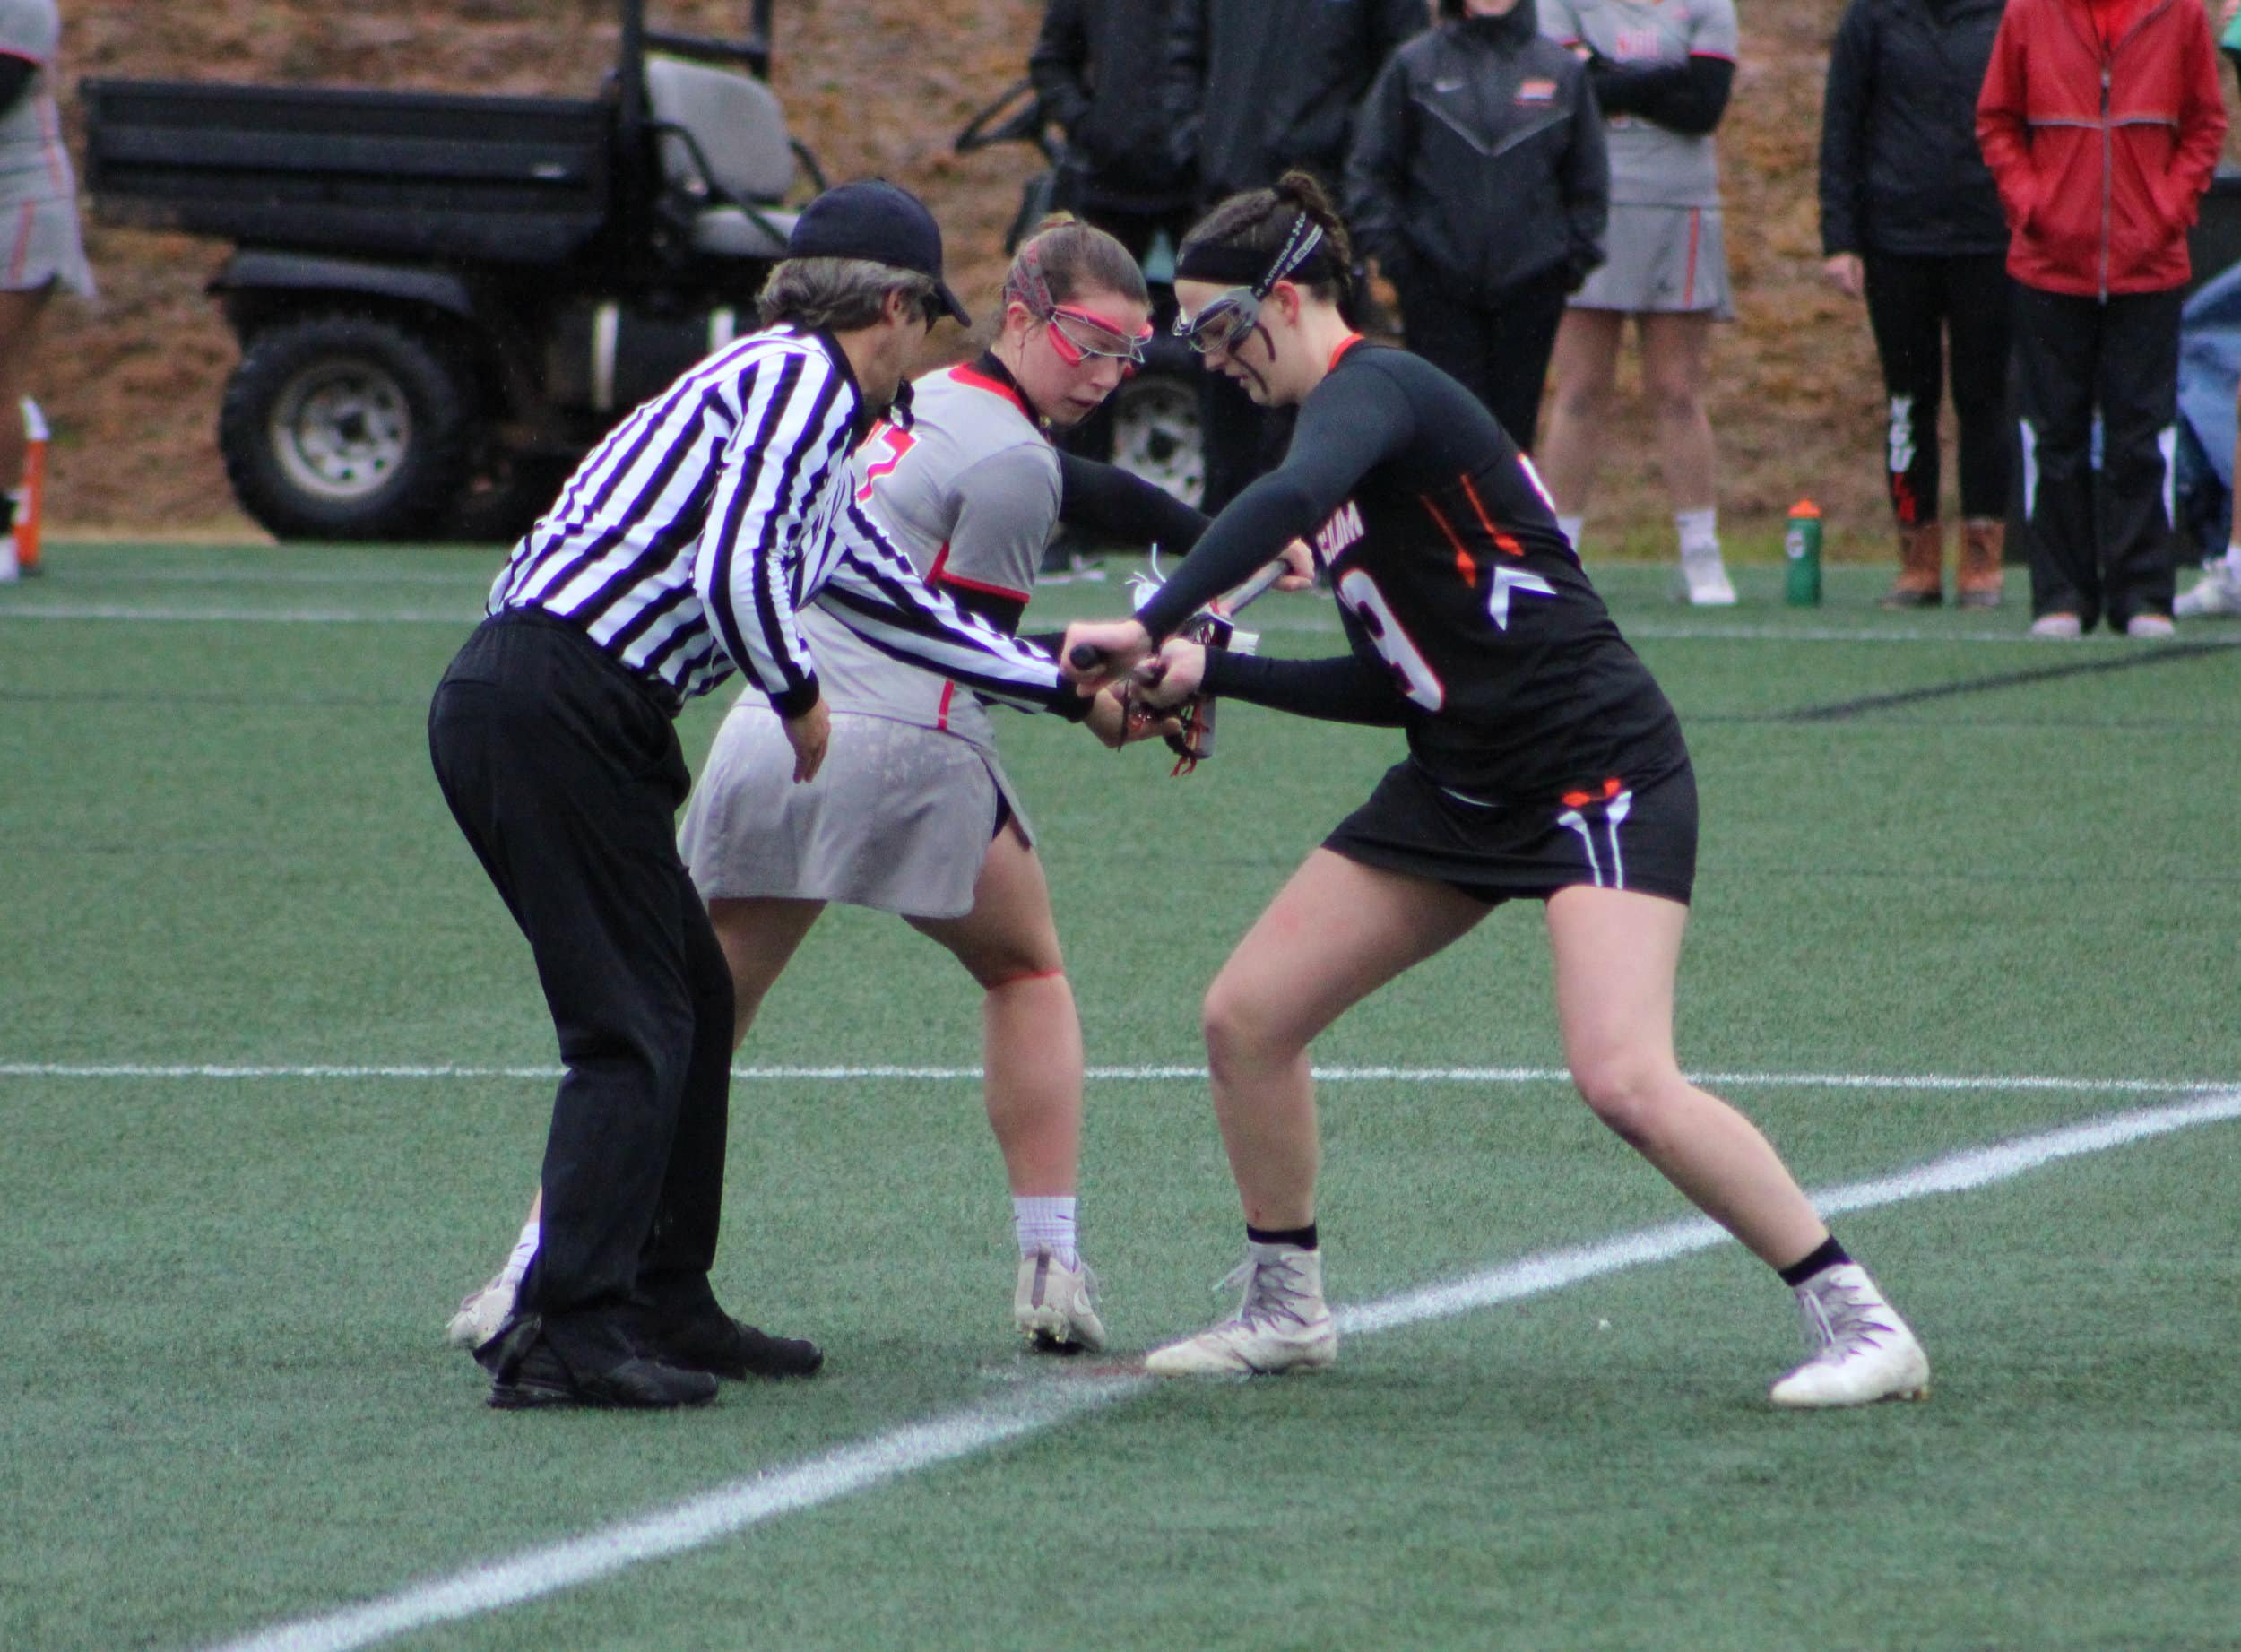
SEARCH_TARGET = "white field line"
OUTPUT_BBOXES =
[200,1087,2241,1652]
[1,1059,2231,1095]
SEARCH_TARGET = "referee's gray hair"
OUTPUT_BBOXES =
[757,257,941,332]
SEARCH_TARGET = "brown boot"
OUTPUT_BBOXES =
[1880,521,1944,607]
[1956,516,2005,608]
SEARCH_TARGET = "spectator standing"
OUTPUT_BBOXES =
[2176,0,2241,619]
[1820,0,2013,609]
[1165,0,1429,512]
[1028,0,1198,578]
[1536,0,1740,605]
[0,0,94,560]
[1977,0,2225,638]
[1346,0,1609,452]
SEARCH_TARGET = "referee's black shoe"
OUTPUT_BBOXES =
[630,1306,825,1380]
[480,1316,719,1411]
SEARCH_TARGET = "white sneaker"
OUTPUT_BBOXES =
[1769,1263,1930,1408]
[445,1271,517,1351]
[2028,612,2081,639]
[1014,1246,1107,1353]
[2174,562,2241,618]
[2124,613,2175,639]
[1144,1244,1338,1376]
[1677,548,1738,607]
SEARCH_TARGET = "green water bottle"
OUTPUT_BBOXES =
[1784,499,1822,606]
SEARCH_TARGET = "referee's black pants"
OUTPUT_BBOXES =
[428,610,735,1354]
[2012,281,2183,630]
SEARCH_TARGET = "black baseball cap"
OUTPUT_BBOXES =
[787,180,971,327]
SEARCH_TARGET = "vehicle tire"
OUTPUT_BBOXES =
[1107,372,1204,509]
[219,314,476,541]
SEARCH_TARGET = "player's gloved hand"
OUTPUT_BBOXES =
[1060,618,1153,688]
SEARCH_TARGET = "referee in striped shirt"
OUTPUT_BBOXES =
[428,181,1094,1411]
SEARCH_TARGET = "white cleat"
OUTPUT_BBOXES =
[1015,1245,1107,1353]
[2174,562,2241,618]
[445,1272,518,1351]
[1677,548,1738,607]
[1769,1263,1930,1408]
[1144,1244,1338,1376]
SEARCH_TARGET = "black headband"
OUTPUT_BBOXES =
[1174,211,1336,292]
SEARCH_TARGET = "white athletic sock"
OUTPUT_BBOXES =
[1556,513,1585,553]
[1675,507,1720,560]
[498,1216,540,1285]
[2223,541,2241,577]
[1013,1196,1078,1267]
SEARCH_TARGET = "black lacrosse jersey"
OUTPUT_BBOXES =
[1141,337,1687,802]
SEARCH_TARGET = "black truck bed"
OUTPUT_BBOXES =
[82,78,616,267]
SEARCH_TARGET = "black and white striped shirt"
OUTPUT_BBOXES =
[489,325,1070,719]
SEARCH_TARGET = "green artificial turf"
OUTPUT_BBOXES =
[2,541,2237,1652]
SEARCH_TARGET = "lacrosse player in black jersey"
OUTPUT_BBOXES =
[1063,173,1930,1406]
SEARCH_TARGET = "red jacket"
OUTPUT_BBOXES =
[1976,0,2227,296]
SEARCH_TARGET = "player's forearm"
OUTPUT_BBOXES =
[1200,647,1407,727]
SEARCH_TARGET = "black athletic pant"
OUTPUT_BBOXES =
[1862,252,2012,524]
[1396,268,1571,454]
[428,610,734,1358]
[2011,282,2183,630]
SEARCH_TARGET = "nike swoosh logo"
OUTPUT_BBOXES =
[1432,78,1466,92]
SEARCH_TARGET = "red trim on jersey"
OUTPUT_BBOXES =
[1419,494,1478,587]
[1683,210,1701,307]
[948,363,1033,421]
[1328,333,1366,372]
[1458,472,1524,558]
[1560,777,1625,809]
[936,679,956,731]
[927,541,1031,602]
[1688,49,1737,62]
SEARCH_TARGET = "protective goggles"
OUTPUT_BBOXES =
[1174,214,1326,356]
[1044,303,1153,368]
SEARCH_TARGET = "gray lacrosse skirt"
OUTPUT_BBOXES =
[0,197,95,297]
[678,705,1033,920]
[1570,203,1732,319]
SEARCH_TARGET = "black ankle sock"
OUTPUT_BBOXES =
[1777,1234,1851,1288]
[1246,1222,1318,1250]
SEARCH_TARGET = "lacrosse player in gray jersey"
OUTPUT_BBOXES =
[451,220,1265,1356]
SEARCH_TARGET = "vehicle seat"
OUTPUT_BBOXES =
[645,55,799,259]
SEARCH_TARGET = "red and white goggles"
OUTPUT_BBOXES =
[1045,303,1153,368]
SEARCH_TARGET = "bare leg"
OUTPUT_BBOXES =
[1537,307,1625,515]
[707,895,826,1050]
[0,286,49,489]
[1198,851,1489,1230]
[1545,885,1825,1267]
[908,823,1080,1196]
[1638,311,1718,515]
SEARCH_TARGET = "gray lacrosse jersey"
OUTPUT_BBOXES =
[1542,0,1735,209]
[795,359,1062,752]
[0,0,69,204]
